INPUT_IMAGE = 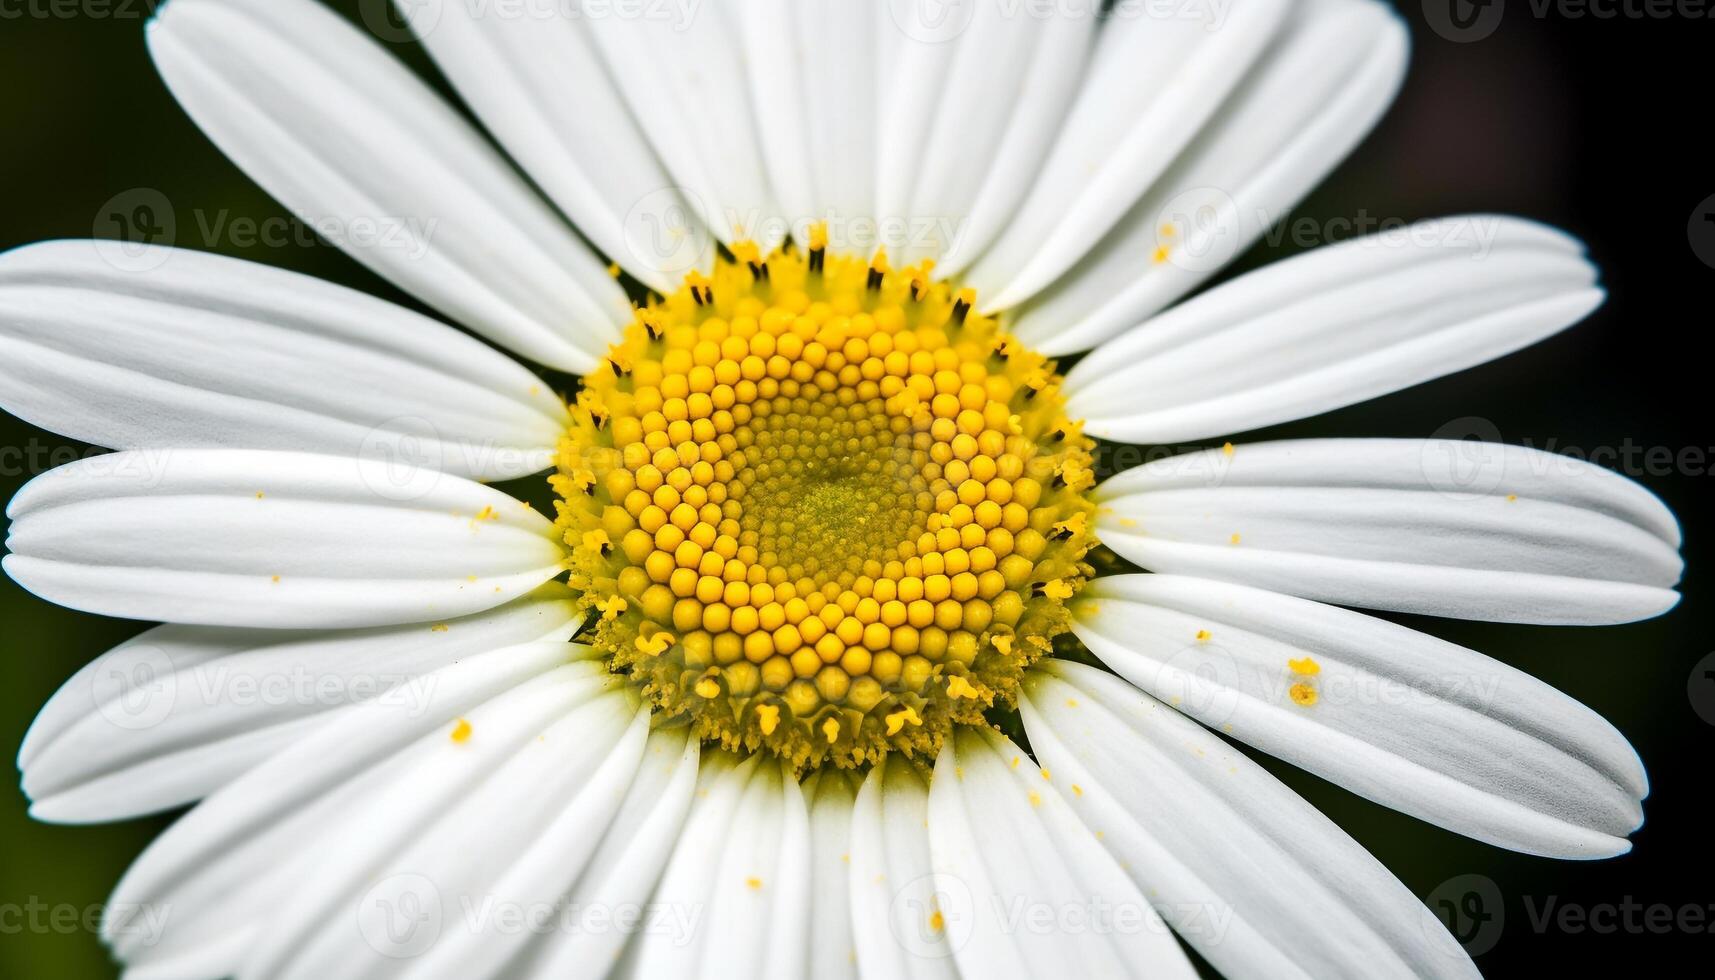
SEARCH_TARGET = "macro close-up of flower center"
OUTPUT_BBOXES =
[558,241,1094,768]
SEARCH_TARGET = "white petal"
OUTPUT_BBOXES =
[736,0,816,230]
[148,0,630,372]
[631,752,812,979]
[1013,0,1409,353]
[584,4,778,249]
[794,0,878,226]
[1021,660,1481,979]
[20,585,578,823]
[390,704,657,979]
[805,769,861,980]
[240,665,628,979]
[1065,216,1604,441]
[927,728,1198,980]
[1073,574,1647,858]
[917,2,1095,270]
[0,241,567,480]
[962,0,1294,309]
[400,0,709,293]
[281,697,648,980]
[521,727,703,979]
[4,449,565,629]
[108,642,587,974]
[848,758,957,980]
[1094,439,1682,624]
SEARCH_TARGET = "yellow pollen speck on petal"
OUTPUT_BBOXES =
[1289,682,1318,707]
[695,676,722,699]
[1010,755,1021,769]
[255,491,265,499]
[1065,698,1078,708]
[1506,493,1519,502]
[450,718,473,743]
[1229,533,1241,545]
[823,717,841,744]
[1040,768,1051,781]
[1195,629,1211,642]
[1072,784,1084,797]
[746,877,763,890]
[430,623,449,633]
[270,575,281,584]
[1028,790,1042,807]
[1221,442,1234,457]
[1151,246,1170,265]
[1288,656,1321,676]
[607,262,622,278]
[946,675,981,699]
[929,910,945,933]
[474,505,499,522]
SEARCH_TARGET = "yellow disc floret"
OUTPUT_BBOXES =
[554,240,1095,770]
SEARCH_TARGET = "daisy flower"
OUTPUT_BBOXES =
[0,0,1682,977]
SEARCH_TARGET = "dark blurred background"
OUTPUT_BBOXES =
[1,1,1709,975]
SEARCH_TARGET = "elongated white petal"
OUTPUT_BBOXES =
[148,0,630,372]
[1014,0,1409,354]
[0,241,567,479]
[4,449,565,629]
[21,585,578,823]
[1095,439,1682,624]
[585,4,778,249]
[1065,217,1604,440]
[521,728,703,979]
[277,696,647,980]
[631,752,812,979]
[919,3,1094,271]
[738,0,817,231]
[805,769,861,980]
[399,0,709,293]
[927,728,1198,980]
[849,758,957,980]
[963,0,1293,309]
[388,704,655,980]
[108,643,588,974]
[1073,574,1647,857]
[241,666,626,979]
[1021,660,1480,979]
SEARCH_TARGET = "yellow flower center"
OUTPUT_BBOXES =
[556,237,1095,770]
